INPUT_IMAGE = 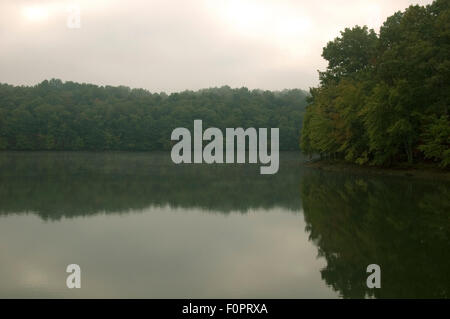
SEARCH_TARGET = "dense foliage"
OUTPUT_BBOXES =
[0,80,307,151]
[301,0,449,167]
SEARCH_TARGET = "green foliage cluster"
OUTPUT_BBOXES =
[0,80,307,151]
[301,0,449,167]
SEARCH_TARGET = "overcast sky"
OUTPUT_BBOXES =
[0,0,434,92]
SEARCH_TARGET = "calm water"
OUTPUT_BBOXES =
[0,152,448,298]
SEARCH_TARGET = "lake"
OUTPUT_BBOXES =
[0,152,448,298]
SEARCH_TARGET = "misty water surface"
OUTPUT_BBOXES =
[0,152,448,298]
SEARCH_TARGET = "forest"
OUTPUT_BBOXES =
[0,80,307,151]
[301,0,449,168]
[1,0,448,168]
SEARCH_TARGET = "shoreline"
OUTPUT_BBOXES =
[304,160,450,181]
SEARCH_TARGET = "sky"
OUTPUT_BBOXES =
[0,0,434,93]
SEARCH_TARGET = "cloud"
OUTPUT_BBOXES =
[0,0,435,92]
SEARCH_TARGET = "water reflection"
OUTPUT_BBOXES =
[0,152,303,218]
[301,170,450,298]
[0,152,448,298]
[0,207,334,298]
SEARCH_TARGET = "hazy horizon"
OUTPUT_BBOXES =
[1,0,434,93]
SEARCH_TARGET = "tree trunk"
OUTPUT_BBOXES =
[405,140,413,164]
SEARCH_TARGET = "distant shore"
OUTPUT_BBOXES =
[304,160,450,181]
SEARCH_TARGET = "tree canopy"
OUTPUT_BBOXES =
[301,0,449,167]
[0,80,308,151]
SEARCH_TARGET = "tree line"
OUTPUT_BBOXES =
[301,0,449,167]
[0,80,307,151]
